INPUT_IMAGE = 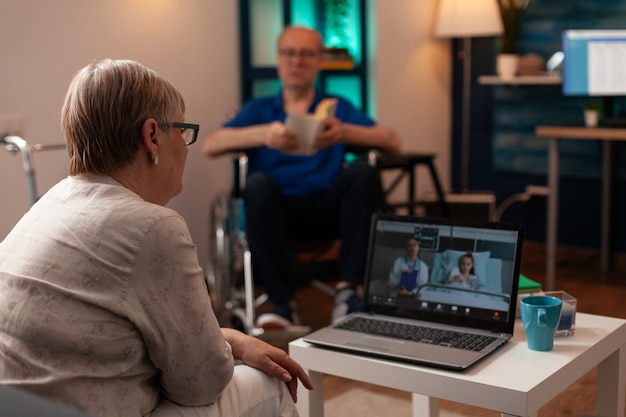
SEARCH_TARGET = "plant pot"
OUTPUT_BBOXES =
[584,110,599,127]
[497,54,519,80]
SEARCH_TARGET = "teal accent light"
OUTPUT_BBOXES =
[290,0,316,27]
[288,0,362,65]
[324,76,361,110]
[323,0,361,65]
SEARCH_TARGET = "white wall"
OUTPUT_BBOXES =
[375,0,451,177]
[0,0,451,273]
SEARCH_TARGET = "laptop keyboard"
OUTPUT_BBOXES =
[335,316,497,352]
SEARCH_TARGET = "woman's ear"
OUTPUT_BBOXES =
[140,118,161,152]
[139,118,162,165]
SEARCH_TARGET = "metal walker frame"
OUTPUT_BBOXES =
[1,135,66,206]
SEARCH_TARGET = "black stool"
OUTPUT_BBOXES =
[375,153,449,217]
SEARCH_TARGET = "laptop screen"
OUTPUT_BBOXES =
[363,214,524,334]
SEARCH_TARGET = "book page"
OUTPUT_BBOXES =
[284,98,337,156]
[284,113,325,155]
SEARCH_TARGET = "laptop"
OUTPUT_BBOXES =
[304,213,524,371]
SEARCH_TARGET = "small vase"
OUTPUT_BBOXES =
[497,54,519,80]
[584,110,599,127]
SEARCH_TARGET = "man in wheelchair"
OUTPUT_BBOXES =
[203,26,401,329]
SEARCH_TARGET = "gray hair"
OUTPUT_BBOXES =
[61,59,185,175]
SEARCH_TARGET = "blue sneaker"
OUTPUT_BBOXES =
[332,286,362,323]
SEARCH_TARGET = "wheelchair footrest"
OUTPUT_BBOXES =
[256,326,313,346]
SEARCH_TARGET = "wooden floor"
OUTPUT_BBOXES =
[284,241,626,416]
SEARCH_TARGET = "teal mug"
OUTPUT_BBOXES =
[520,295,562,351]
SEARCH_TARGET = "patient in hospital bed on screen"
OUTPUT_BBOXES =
[446,252,479,290]
[388,237,429,296]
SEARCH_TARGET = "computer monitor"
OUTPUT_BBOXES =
[562,29,626,126]
[562,29,626,97]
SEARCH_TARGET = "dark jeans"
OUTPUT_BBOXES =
[243,161,382,306]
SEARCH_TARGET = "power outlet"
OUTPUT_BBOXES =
[0,113,24,137]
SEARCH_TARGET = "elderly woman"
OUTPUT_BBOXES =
[0,59,312,417]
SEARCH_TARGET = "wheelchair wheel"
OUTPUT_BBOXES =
[208,191,252,331]
[208,192,234,326]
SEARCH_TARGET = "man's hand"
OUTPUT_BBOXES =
[222,329,314,402]
[315,117,344,150]
[265,121,300,152]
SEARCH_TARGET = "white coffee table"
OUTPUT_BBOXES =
[289,313,626,417]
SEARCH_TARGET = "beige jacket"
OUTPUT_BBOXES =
[0,175,234,417]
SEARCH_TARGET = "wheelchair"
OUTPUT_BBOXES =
[207,151,379,336]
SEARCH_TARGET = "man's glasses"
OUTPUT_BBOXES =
[160,122,200,146]
[279,48,320,60]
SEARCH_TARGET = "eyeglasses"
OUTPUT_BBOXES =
[159,122,200,146]
[279,48,320,60]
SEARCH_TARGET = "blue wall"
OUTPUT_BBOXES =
[455,0,626,251]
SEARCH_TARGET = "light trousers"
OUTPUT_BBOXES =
[150,365,298,417]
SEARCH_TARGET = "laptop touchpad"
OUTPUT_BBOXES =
[348,335,404,351]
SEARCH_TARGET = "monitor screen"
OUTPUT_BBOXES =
[562,29,626,97]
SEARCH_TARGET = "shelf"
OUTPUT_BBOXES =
[478,74,562,85]
[321,61,355,70]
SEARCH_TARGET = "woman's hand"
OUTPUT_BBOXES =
[222,328,314,402]
[449,274,468,285]
[397,286,413,296]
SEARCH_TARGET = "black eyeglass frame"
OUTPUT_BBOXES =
[159,121,200,146]
[278,48,321,60]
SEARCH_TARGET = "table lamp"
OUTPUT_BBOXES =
[434,0,503,191]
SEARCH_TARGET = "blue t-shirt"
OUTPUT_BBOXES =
[223,90,375,197]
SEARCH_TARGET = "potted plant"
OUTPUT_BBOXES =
[323,0,350,50]
[496,0,530,79]
[322,0,353,70]
[583,98,604,127]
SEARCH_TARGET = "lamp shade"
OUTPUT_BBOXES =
[434,0,504,38]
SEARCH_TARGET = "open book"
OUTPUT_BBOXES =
[284,98,337,156]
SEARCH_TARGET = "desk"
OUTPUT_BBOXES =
[289,313,626,417]
[375,153,449,217]
[535,126,626,290]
